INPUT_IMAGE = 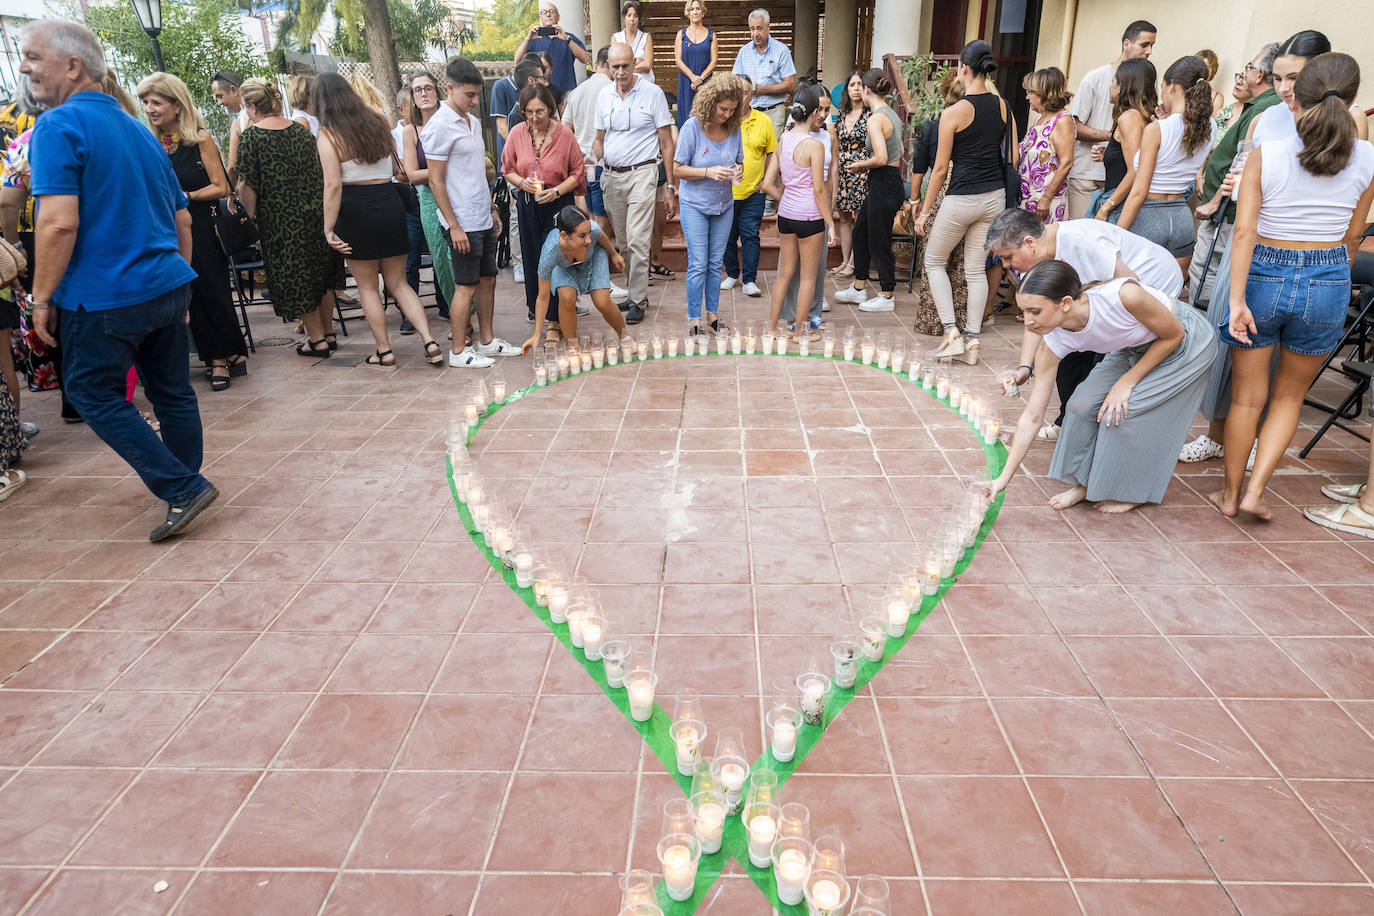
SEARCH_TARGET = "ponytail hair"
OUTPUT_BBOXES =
[554,205,590,234]
[1294,52,1361,177]
[788,83,823,124]
[1162,55,1213,155]
[1019,259,1083,303]
[959,40,997,77]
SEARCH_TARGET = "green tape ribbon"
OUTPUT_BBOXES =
[446,350,1007,914]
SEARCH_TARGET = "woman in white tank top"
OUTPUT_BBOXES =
[987,262,1218,514]
[1212,53,1374,526]
[613,1,655,84]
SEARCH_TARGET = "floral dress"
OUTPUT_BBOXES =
[1018,111,1069,224]
[2,126,57,391]
[835,108,870,213]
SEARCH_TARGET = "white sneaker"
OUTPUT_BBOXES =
[449,346,495,368]
[610,284,629,301]
[742,282,762,297]
[512,263,524,284]
[834,285,868,304]
[859,295,895,312]
[476,337,520,357]
[821,299,831,312]
[19,420,38,439]
[576,302,589,316]
[720,276,739,290]
[1178,435,1224,463]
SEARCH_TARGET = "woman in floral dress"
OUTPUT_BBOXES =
[1017,67,1075,224]
[832,71,869,278]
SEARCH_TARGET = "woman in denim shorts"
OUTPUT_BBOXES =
[1209,52,1374,521]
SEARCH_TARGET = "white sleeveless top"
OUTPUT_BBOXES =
[1251,103,1296,147]
[1042,278,1174,358]
[1135,113,1215,194]
[1257,137,1374,241]
[340,155,393,183]
[811,126,832,170]
[613,29,654,83]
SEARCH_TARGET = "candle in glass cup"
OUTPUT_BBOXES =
[859,615,887,661]
[636,340,649,361]
[600,639,629,686]
[493,374,507,404]
[767,704,799,761]
[775,334,788,356]
[731,330,743,355]
[658,837,698,902]
[745,330,756,354]
[843,338,855,361]
[891,348,904,374]
[514,550,534,587]
[606,344,619,366]
[547,583,569,622]
[568,349,582,375]
[747,806,779,868]
[948,380,963,410]
[798,332,810,356]
[672,720,704,776]
[798,674,827,725]
[621,336,634,362]
[823,330,835,358]
[625,670,656,721]
[808,878,844,914]
[582,617,603,660]
[580,350,593,372]
[921,364,936,388]
[697,334,709,356]
[1000,368,1019,396]
[775,844,811,906]
[958,390,972,416]
[876,347,890,370]
[983,416,1001,443]
[684,334,696,356]
[886,593,910,638]
[831,638,859,689]
[667,336,679,357]
[693,796,725,854]
[861,339,875,365]
[463,402,478,424]
[535,362,548,385]
[762,330,775,355]
[652,335,664,359]
[935,374,950,401]
[566,606,586,648]
[716,760,747,813]
[556,352,570,377]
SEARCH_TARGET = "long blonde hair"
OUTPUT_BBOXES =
[136,71,205,139]
[347,74,391,123]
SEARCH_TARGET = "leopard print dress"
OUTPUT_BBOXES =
[235,122,345,321]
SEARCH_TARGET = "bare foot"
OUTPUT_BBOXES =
[1207,489,1238,517]
[1048,484,1088,510]
[1238,491,1272,521]
[1095,500,1141,514]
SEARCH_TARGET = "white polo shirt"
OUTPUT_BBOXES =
[419,102,492,233]
[594,76,672,168]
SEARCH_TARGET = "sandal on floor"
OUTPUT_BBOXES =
[210,366,231,391]
[650,263,675,279]
[227,357,248,377]
[1036,423,1059,442]
[296,338,331,358]
[424,340,444,364]
[323,334,338,352]
[0,469,27,503]
[1304,502,1374,539]
[364,349,397,371]
[1321,482,1368,504]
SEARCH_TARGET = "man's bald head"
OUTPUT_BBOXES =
[609,42,636,89]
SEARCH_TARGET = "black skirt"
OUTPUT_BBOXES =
[336,183,409,260]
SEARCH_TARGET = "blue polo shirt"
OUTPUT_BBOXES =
[30,92,195,311]
[527,33,586,95]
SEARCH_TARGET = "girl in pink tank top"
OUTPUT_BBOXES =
[768,85,835,341]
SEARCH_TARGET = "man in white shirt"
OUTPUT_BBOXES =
[421,57,519,367]
[593,43,675,324]
[1065,20,1157,219]
[563,46,613,236]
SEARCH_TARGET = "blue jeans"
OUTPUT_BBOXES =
[587,167,607,217]
[404,209,425,293]
[60,284,212,503]
[723,191,765,283]
[679,203,733,320]
[1221,243,1350,355]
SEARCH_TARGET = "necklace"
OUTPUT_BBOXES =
[159,132,182,154]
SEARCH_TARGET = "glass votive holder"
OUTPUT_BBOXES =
[730,330,742,355]
[620,336,633,363]
[637,340,649,361]
[591,343,605,369]
[683,333,697,356]
[580,349,593,372]
[968,395,986,427]
[1000,366,1020,397]
[672,719,706,776]
[667,336,679,357]
[696,333,710,356]
[823,327,835,358]
[778,801,811,840]
[761,329,774,355]
[617,906,663,916]
[534,358,549,385]
[940,537,959,578]
[491,370,507,405]
[555,350,571,379]
[772,836,813,906]
[711,728,750,815]
[935,371,950,401]
[921,364,936,389]
[566,602,588,649]
[714,332,728,355]
[744,766,779,812]
[745,801,781,868]
[861,334,875,365]
[852,875,891,916]
[462,400,480,427]
[606,343,620,366]
[889,346,903,374]
[601,638,630,687]
[876,347,890,371]
[767,702,800,762]
[652,334,664,359]
[546,579,569,622]
[830,635,860,690]
[658,833,701,902]
[983,414,1002,444]
[513,547,535,587]
[806,835,850,916]
[858,613,887,662]
[619,868,658,909]
[798,331,810,357]
[625,669,657,722]
[691,790,726,854]
[948,379,963,410]
[775,333,788,356]
[842,337,856,361]
[672,687,704,724]
[581,610,604,660]
[568,349,582,376]
[921,548,941,595]
[471,504,491,543]
[745,326,757,354]
[884,589,911,638]
[796,669,831,727]
[958,389,972,417]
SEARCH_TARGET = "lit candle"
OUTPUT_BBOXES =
[861,625,885,662]
[810,878,842,912]
[891,349,904,374]
[715,334,727,355]
[547,584,569,623]
[800,677,825,725]
[718,761,746,811]
[637,341,649,361]
[731,332,742,355]
[464,403,478,423]
[745,333,756,355]
[582,620,603,660]
[843,340,855,361]
[514,551,533,587]
[592,347,605,368]
[556,354,570,377]
[694,801,724,853]
[775,335,787,356]
[1001,372,1019,396]
[908,361,920,383]
[606,345,619,366]
[940,543,958,578]
[876,348,890,370]
[747,813,777,868]
[762,332,774,355]
[494,381,506,403]
[653,337,664,359]
[661,842,696,900]
[567,609,585,648]
[667,337,679,357]
[949,381,963,409]
[861,342,875,364]
[887,597,909,637]
[824,337,835,358]
[621,339,633,362]
[580,351,592,372]
[771,719,796,761]
[684,335,697,356]
[983,417,1001,444]
[673,722,700,776]
[776,848,809,905]
[569,353,582,375]
[958,391,971,416]
[922,365,935,388]
[798,333,809,357]
[936,376,950,401]
[627,674,655,721]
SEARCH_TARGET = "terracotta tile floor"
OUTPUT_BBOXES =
[2,268,1374,915]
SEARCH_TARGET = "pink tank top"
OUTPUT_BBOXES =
[778,131,822,221]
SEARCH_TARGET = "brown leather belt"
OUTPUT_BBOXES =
[604,158,657,173]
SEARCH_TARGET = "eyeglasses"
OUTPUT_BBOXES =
[413,85,436,94]
[539,7,557,16]
[1234,63,1262,82]
[523,107,548,116]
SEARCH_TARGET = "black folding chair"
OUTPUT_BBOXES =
[225,249,263,352]
[1299,270,1374,455]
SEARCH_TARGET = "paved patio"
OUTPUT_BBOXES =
[2,270,1373,915]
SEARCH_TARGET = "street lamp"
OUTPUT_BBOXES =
[128,0,164,72]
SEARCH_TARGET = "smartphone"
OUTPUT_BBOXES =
[536,25,556,36]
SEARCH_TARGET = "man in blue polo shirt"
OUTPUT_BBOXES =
[732,10,795,142]
[24,20,217,542]
[512,0,588,96]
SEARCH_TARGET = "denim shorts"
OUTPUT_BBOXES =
[1220,243,1350,355]
[587,167,607,217]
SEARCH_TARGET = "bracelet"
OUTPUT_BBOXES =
[1018,364,1032,377]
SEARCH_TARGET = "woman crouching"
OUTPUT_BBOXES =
[986,261,1217,513]
[521,206,628,353]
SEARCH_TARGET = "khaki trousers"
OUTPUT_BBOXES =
[601,162,658,306]
[922,188,1004,332]
[1066,176,1103,221]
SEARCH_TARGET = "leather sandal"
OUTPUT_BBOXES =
[364,349,397,371]
[424,340,443,364]
[323,334,338,351]
[296,338,331,358]
[210,365,231,391]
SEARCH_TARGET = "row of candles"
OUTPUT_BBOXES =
[618,785,894,915]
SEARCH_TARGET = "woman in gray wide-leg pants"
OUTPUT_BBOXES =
[1050,302,1219,504]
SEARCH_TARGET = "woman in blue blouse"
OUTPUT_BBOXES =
[673,74,746,336]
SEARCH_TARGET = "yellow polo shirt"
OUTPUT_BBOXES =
[734,108,777,201]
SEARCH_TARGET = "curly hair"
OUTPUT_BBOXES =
[690,73,747,133]
[1162,55,1214,156]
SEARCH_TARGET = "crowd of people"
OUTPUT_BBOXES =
[0,10,1371,548]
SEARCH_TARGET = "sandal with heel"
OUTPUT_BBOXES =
[424,340,444,365]
[364,349,397,371]
[296,338,331,359]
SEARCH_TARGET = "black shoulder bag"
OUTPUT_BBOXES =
[210,138,260,258]
[999,99,1022,210]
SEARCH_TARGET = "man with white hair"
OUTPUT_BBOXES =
[23,20,217,542]
[731,9,795,141]
[514,0,588,95]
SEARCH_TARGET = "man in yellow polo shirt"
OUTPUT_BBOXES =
[721,76,777,298]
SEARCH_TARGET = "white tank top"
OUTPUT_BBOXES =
[810,127,832,170]
[340,155,393,183]
[613,30,654,83]
[1042,278,1174,358]
[1257,137,1374,241]
[1135,113,1215,194]
[1251,103,1296,147]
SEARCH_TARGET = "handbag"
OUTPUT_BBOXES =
[210,144,260,258]
[999,99,1023,210]
[391,149,420,216]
